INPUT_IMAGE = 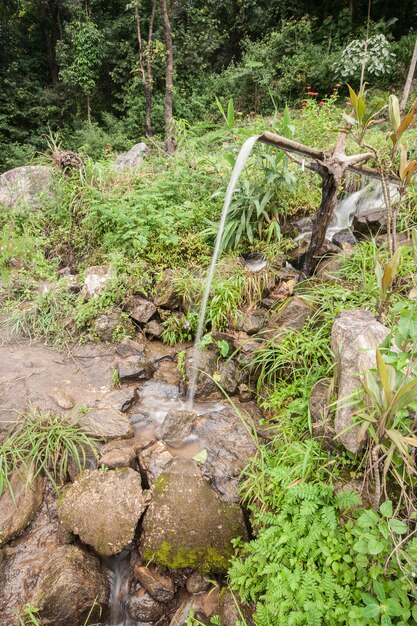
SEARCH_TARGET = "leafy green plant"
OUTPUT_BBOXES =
[0,405,98,496]
[15,604,42,626]
[375,247,402,319]
[345,347,417,510]
[161,311,199,345]
[229,475,417,626]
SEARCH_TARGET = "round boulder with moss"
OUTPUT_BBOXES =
[140,457,247,573]
[58,468,150,556]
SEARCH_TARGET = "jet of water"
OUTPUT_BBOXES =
[187,135,260,408]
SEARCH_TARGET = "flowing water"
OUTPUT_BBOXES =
[105,551,135,626]
[187,135,260,407]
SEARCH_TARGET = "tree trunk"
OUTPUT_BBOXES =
[400,36,417,112]
[135,0,156,137]
[258,131,375,275]
[87,94,91,124]
[160,0,176,155]
[39,0,59,87]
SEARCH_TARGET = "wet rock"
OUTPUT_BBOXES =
[133,564,175,602]
[0,470,43,546]
[140,458,247,572]
[219,359,246,395]
[117,355,156,382]
[184,350,245,399]
[193,404,258,502]
[238,383,254,402]
[352,204,387,237]
[168,588,220,624]
[127,587,165,622]
[59,468,150,556]
[158,409,197,443]
[186,572,211,594]
[107,387,139,413]
[126,295,157,324]
[139,441,174,485]
[93,310,123,342]
[240,309,268,335]
[35,545,109,626]
[218,589,253,626]
[331,310,390,453]
[116,338,146,358]
[0,165,55,210]
[115,142,148,170]
[332,228,357,247]
[80,407,134,440]
[287,236,339,265]
[154,270,181,309]
[309,379,334,448]
[100,437,145,468]
[263,296,313,341]
[145,319,164,338]
[153,359,182,386]
[0,485,69,622]
[184,349,219,398]
[82,265,113,299]
[50,388,75,410]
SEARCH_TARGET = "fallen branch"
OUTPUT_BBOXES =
[258,131,398,274]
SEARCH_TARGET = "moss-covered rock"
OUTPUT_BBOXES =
[140,458,247,573]
[58,468,150,556]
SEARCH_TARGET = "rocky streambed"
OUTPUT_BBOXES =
[0,316,265,625]
[0,217,395,625]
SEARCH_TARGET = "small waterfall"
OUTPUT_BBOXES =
[187,135,260,408]
[325,182,372,240]
[104,551,134,626]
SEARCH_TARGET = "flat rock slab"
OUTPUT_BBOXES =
[140,458,247,573]
[59,468,150,556]
[0,323,129,441]
[331,310,390,453]
[0,470,43,546]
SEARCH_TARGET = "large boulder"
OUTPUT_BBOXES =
[0,469,43,546]
[0,165,55,210]
[331,310,390,453]
[115,142,148,171]
[35,545,109,626]
[58,468,150,556]
[140,458,247,573]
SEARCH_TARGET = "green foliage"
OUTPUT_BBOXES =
[161,310,199,345]
[57,18,106,116]
[15,604,41,626]
[335,34,396,80]
[0,405,98,496]
[230,473,417,626]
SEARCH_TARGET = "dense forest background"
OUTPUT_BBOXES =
[1,0,417,171]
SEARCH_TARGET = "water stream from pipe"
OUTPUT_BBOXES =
[187,135,260,408]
